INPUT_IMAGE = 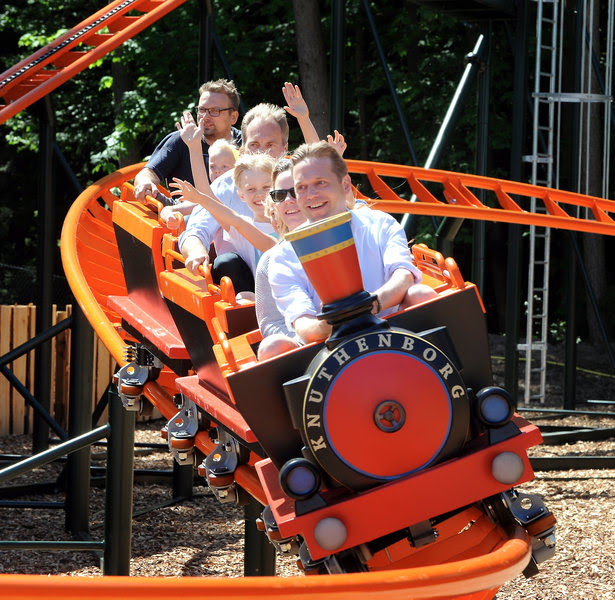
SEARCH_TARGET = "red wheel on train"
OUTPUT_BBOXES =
[119,383,142,396]
[208,472,234,487]
[169,436,194,450]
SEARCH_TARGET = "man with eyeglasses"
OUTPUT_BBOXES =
[177,102,290,291]
[133,79,241,201]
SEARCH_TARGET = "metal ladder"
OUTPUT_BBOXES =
[520,0,559,404]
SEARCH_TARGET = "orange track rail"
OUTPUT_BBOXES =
[346,159,615,236]
[0,0,188,125]
[0,526,530,600]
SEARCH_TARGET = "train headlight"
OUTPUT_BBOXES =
[314,517,347,551]
[476,387,514,427]
[491,451,525,484]
[279,458,321,500]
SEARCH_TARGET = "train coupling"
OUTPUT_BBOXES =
[166,395,198,466]
[199,430,245,505]
[501,489,557,575]
[113,362,149,411]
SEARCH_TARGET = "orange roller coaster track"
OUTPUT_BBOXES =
[1,526,531,599]
[347,159,615,236]
[0,0,189,125]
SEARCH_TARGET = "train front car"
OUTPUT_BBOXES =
[102,176,556,594]
[228,211,556,578]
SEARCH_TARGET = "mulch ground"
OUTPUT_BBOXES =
[0,335,614,598]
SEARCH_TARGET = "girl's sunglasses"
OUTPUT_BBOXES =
[269,188,297,203]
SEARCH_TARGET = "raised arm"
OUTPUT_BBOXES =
[282,82,320,145]
[327,130,347,156]
[176,111,215,198]
[170,179,276,253]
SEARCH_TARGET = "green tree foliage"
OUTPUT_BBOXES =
[0,0,514,303]
[0,0,530,333]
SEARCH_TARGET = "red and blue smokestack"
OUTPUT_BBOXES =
[286,211,387,347]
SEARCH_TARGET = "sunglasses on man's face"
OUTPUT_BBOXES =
[269,188,297,203]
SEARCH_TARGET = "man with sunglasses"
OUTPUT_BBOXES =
[269,187,297,203]
[133,79,241,201]
[269,142,435,345]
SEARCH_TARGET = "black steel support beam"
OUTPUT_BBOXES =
[564,235,578,409]
[472,21,491,296]
[0,425,108,484]
[103,386,135,576]
[0,540,105,552]
[520,407,615,418]
[33,95,55,453]
[531,456,615,470]
[65,303,95,536]
[0,317,71,368]
[402,34,486,235]
[541,427,615,445]
[0,540,104,551]
[0,481,61,499]
[0,364,67,440]
[244,496,276,576]
[504,0,528,403]
[172,461,194,500]
[0,501,64,509]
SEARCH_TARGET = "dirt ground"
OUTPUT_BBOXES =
[0,336,614,598]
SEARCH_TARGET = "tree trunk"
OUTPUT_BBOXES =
[292,0,330,138]
[353,12,368,160]
[112,51,141,167]
[581,0,606,347]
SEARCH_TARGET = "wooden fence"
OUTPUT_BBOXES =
[0,304,116,437]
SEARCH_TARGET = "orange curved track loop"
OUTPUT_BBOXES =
[60,163,176,414]
[59,163,267,504]
[345,159,615,236]
[0,527,530,600]
[61,163,139,366]
[0,0,189,125]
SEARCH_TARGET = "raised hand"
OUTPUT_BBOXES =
[327,130,347,156]
[282,82,309,120]
[176,111,202,147]
[283,82,319,144]
[169,177,198,204]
